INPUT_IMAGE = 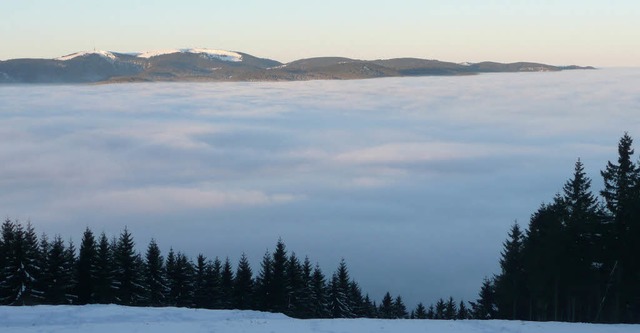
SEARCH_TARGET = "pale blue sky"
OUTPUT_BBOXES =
[1,1,639,65]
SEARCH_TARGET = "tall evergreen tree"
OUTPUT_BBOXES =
[233,253,254,310]
[379,292,395,319]
[600,133,640,322]
[494,222,526,320]
[435,298,446,319]
[414,302,428,319]
[254,251,272,311]
[143,239,166,306]
[42,236,75,304]
[310,263,329,318]
[0,221,42,305]
[113,227,143,305]
[270,239,289,313]
[94,232,115,304]
[444,297,457,319]
[561,159,602,322]
[76,227,98,304]
[220,257,234,308]
[394,295,408,319]
[457,300,470,319]
[472,279,496,319]
[192,254,209,308]
[329,259,354,318]
[207,257,223,309]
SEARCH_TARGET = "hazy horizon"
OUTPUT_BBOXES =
[1,1,639,67]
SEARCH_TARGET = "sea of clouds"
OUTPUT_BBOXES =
[1,68,639,307]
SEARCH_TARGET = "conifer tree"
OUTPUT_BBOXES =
[329,259,353,318]
[349,280,366,317]
[113,227,143,305]
[457,300,469,319]
[296,256,315,318]
[414,302,428,319]
[168,252,194,307]
[234,253,254,310]
[285,252,304,316]
[270,239,288,313]
[435,298,446,319]
[0,221,42,305]
[394,295,408,319]
[254,251,272,311]
[472,278,496,319]
[207,257,222,309]
[220,257,234,308]
[143,239,166,306]
[42,236,75,304]
[444,297,457,319]
[94,232,115,304]
[310,263,329,318]
[600,133,640,322]
[76,227,98,304]
[192,254,209,308]
[379,292,395,319]
[426,304,435,319]
[494,222,526,320]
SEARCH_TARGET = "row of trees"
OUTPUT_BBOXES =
[0,221,475,319]
[476,133,640,323]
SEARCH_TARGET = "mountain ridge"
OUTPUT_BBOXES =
[0,48,595,84]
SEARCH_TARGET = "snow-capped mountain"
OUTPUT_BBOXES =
[0,49,594,84]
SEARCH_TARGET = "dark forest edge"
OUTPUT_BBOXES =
[1,133,639,324]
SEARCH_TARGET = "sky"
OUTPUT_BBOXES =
[1,1,639,66]
[1,69,639,307]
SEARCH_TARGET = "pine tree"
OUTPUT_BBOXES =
[220,257,234,308]
[285,252,303,316]
[394,295,408,319]
[310,263,329,318]
[561,159,602,322]
[94,232,115,304]
[472,278,496,319]
[444,297,457,319]
[494,222,526,320]
[234,253,254,310]
[349,280,366,317]
[363,294,378,318]
[0,221,42,305]
[435,298,446,319]
[76,227,98,304]
[379,292,395,319]
[42,236,75,304]
[426,304,435,319]
[329,259,353,318]
[254,251,272,311]
[192,254,209,308]
[207,257,222,309]
[600,133,640,322]
[170,252,194,307]
[113,227,143,305]
[296,256,315,318]
[270,239,288,313]
[414,302,428,319]
[457,300,469,319]
[143,239,166,306]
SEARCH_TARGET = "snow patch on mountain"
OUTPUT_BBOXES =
[136,48,242,62]
[56,50,117,62]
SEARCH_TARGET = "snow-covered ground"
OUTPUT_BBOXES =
[0,305,637,333]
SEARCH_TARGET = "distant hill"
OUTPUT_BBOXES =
[0,48,595,84]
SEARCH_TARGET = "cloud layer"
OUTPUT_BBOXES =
[1,69,639,307]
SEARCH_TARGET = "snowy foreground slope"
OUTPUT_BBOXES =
[1,305,638,333]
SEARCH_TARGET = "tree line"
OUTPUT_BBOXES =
[0,221,475,319]
[473,133,640,323]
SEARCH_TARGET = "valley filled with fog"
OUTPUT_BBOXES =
[1,68,638,307]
